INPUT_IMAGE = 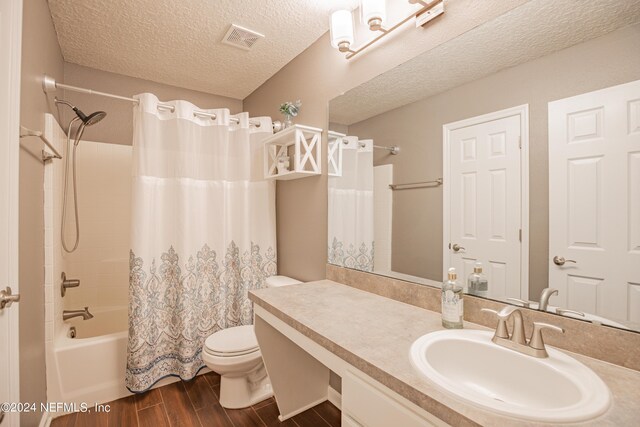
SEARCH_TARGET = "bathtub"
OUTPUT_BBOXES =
[50,305,207,407]
[52,306,131,405]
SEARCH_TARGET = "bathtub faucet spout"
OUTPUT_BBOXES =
[63,307,94,321]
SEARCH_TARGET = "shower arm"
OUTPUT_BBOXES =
[54,98,79,134]
[54,98,76,110]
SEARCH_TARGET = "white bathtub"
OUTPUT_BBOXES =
[52,306,131,405]
[50,305,203,408]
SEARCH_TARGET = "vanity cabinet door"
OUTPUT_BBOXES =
[342,370,444,427]
[342,414,363,427]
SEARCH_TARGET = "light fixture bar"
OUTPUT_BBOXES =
[344,0,444,60]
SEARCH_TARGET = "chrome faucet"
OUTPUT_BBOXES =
[538,287,559,311]
[482,306,564,358]
[63,307,94,321]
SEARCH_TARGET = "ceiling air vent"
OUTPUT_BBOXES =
[222,24,264,50]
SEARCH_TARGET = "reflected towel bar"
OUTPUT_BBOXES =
[355,140,400,155]
[19,125,62,161]
[389,178,443,190]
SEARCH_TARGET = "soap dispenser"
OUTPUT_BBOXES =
[467,262,488,297]
[442,267,464,329]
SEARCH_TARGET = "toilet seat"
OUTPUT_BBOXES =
[204,325,259,358]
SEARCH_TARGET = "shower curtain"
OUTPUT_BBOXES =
[328,136,374,271]
[126,93,276,392]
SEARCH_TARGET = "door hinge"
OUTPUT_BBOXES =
[519,229,522,242]
[519,137,522,149]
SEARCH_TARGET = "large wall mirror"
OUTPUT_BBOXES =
[327,0,640,332]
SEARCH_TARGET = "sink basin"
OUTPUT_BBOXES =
[410,330,610,423]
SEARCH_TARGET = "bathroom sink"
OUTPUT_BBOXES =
[410,330,610,423]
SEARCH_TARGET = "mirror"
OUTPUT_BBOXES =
[327,0,640,332]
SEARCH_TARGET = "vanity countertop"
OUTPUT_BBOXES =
[249,280,640,427]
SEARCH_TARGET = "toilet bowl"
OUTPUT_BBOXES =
[202,275,302,409]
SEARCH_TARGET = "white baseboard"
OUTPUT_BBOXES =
[327,386,342,410]
[39,411,52,427]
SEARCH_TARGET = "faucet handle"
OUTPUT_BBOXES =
[481,308,509,339]
[529,322,565,355]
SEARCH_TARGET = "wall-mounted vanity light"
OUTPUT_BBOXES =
[330,0,444,59]
[361,0,387,32]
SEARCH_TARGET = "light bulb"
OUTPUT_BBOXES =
[330,10,355,52]
[361,0,387,31]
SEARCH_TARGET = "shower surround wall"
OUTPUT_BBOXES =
[61,139,132,310]
[45,113,132,315]
[44,113,133,406]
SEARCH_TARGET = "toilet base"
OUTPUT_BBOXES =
[218,364,273,409]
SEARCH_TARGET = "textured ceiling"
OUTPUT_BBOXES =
[330,0,640,125]
[47,0,358,99]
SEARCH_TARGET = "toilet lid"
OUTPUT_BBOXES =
[204,325,259,356]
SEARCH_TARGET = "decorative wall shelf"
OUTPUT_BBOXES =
[327,131,345,177]
[264,124,322,180]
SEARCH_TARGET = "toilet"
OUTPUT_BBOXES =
[202,275,302,409]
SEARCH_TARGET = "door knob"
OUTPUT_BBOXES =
[0,286,20,309]
[553,256,577,266]
[452,243,465,253]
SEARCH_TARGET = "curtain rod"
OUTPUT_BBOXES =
[42,74,265,128]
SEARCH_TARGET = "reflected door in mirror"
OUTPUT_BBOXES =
[548,79,640,325]
[446,110,525,301]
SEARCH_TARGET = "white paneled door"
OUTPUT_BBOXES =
[549,80,640,323]
[444,106,528,300]
[1,0,23,426]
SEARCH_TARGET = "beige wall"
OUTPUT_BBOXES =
[61,63,243,146]
[347,23,640,298]
[243,0,530,282]
[19,0,65,424]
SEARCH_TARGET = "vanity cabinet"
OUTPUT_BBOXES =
[253,305,446,427]
[342,414,362,427]
[251,281,640,427]
[342,370,440,427]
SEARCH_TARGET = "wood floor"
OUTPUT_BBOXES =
[50,371,341,427]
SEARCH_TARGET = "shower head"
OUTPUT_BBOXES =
[55,97,107,126]
[82,110,107,126]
